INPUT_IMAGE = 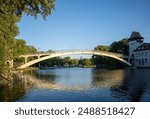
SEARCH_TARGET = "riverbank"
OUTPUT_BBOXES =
[0,67,39,81]
[40,65,96,69]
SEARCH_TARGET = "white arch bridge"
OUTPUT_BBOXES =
[18,50,131,69]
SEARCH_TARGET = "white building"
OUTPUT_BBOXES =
[128,32,150,67]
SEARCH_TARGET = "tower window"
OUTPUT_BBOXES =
[142,52,144,57]
[139,59,141,65]
[145,52,147,57]
[142,59,144,65]
[145,58,148,64]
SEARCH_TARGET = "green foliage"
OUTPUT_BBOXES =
[79,58,93,67]
[63,56,71,64]
[0,0,56,19]
[0,3,20,71]
[13,39,37,63]
[93,45,111,68]
[14,39,37,57]
[92,55,123,69]
[110,38,129,55]
[27,46,37,53]
[39,57,64,67]
[94,45,110,51]
[0,0,56,72]
[93,39,129,69]
[39,56,94,68]
[70,59,79,66]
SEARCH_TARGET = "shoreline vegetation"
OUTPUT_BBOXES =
[0,38,131,81]
[0,39,130,81]
[0,1,133,81]
[39,65,96,69]
[0,1,132,81]
[0,66,141,81]
[0,0,56,80]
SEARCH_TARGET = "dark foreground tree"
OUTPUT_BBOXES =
[0,3,20,71]
[0,0,56,71]
[0,0,56,19]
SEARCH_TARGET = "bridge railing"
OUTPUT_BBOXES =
[53,49,92,53]
[52,49,124,56]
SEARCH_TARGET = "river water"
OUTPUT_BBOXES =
[0,68,150,102]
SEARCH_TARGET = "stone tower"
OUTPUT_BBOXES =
[128,31,144,57]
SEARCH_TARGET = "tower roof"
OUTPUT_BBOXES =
[128,31,144,42]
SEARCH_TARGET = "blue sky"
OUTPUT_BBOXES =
[17,0,150,51]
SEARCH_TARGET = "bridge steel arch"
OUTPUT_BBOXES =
[18,50,131,69]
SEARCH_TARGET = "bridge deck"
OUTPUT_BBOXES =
[19,50,128,58]
[17,50,131,69]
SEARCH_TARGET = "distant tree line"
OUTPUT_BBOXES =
[38,56,95,68]
[14,38,129,69]
[39,38,129,69]
[92,38,129,68]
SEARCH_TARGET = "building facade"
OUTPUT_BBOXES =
[133,43,150,67]
[128,32,150,67]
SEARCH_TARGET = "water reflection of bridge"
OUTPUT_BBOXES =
[0,69,150,101]
[3,69,125,91]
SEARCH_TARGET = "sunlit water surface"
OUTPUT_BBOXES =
[0,68,150,102]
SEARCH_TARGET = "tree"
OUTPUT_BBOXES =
[0,0,56,19]
[70,59,79,66]
[0,3,20,70]
[13,39,37,65]
[26,46,37,53]
[14,39,37,56]
[79,58,93,67]
[39,57,64,67]
[83,59,92,66]
[0,0,56,71]
[110,38,129,55]
[94,45,110,51]
[92,40,129,68]
[63,56,71,64]
[92,45,111,68]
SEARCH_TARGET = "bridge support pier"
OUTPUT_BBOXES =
[10,59,13,68]
[24,56,27,64]
[38,55,40,67]
[38,55,40,59]
[5,59,13,68]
